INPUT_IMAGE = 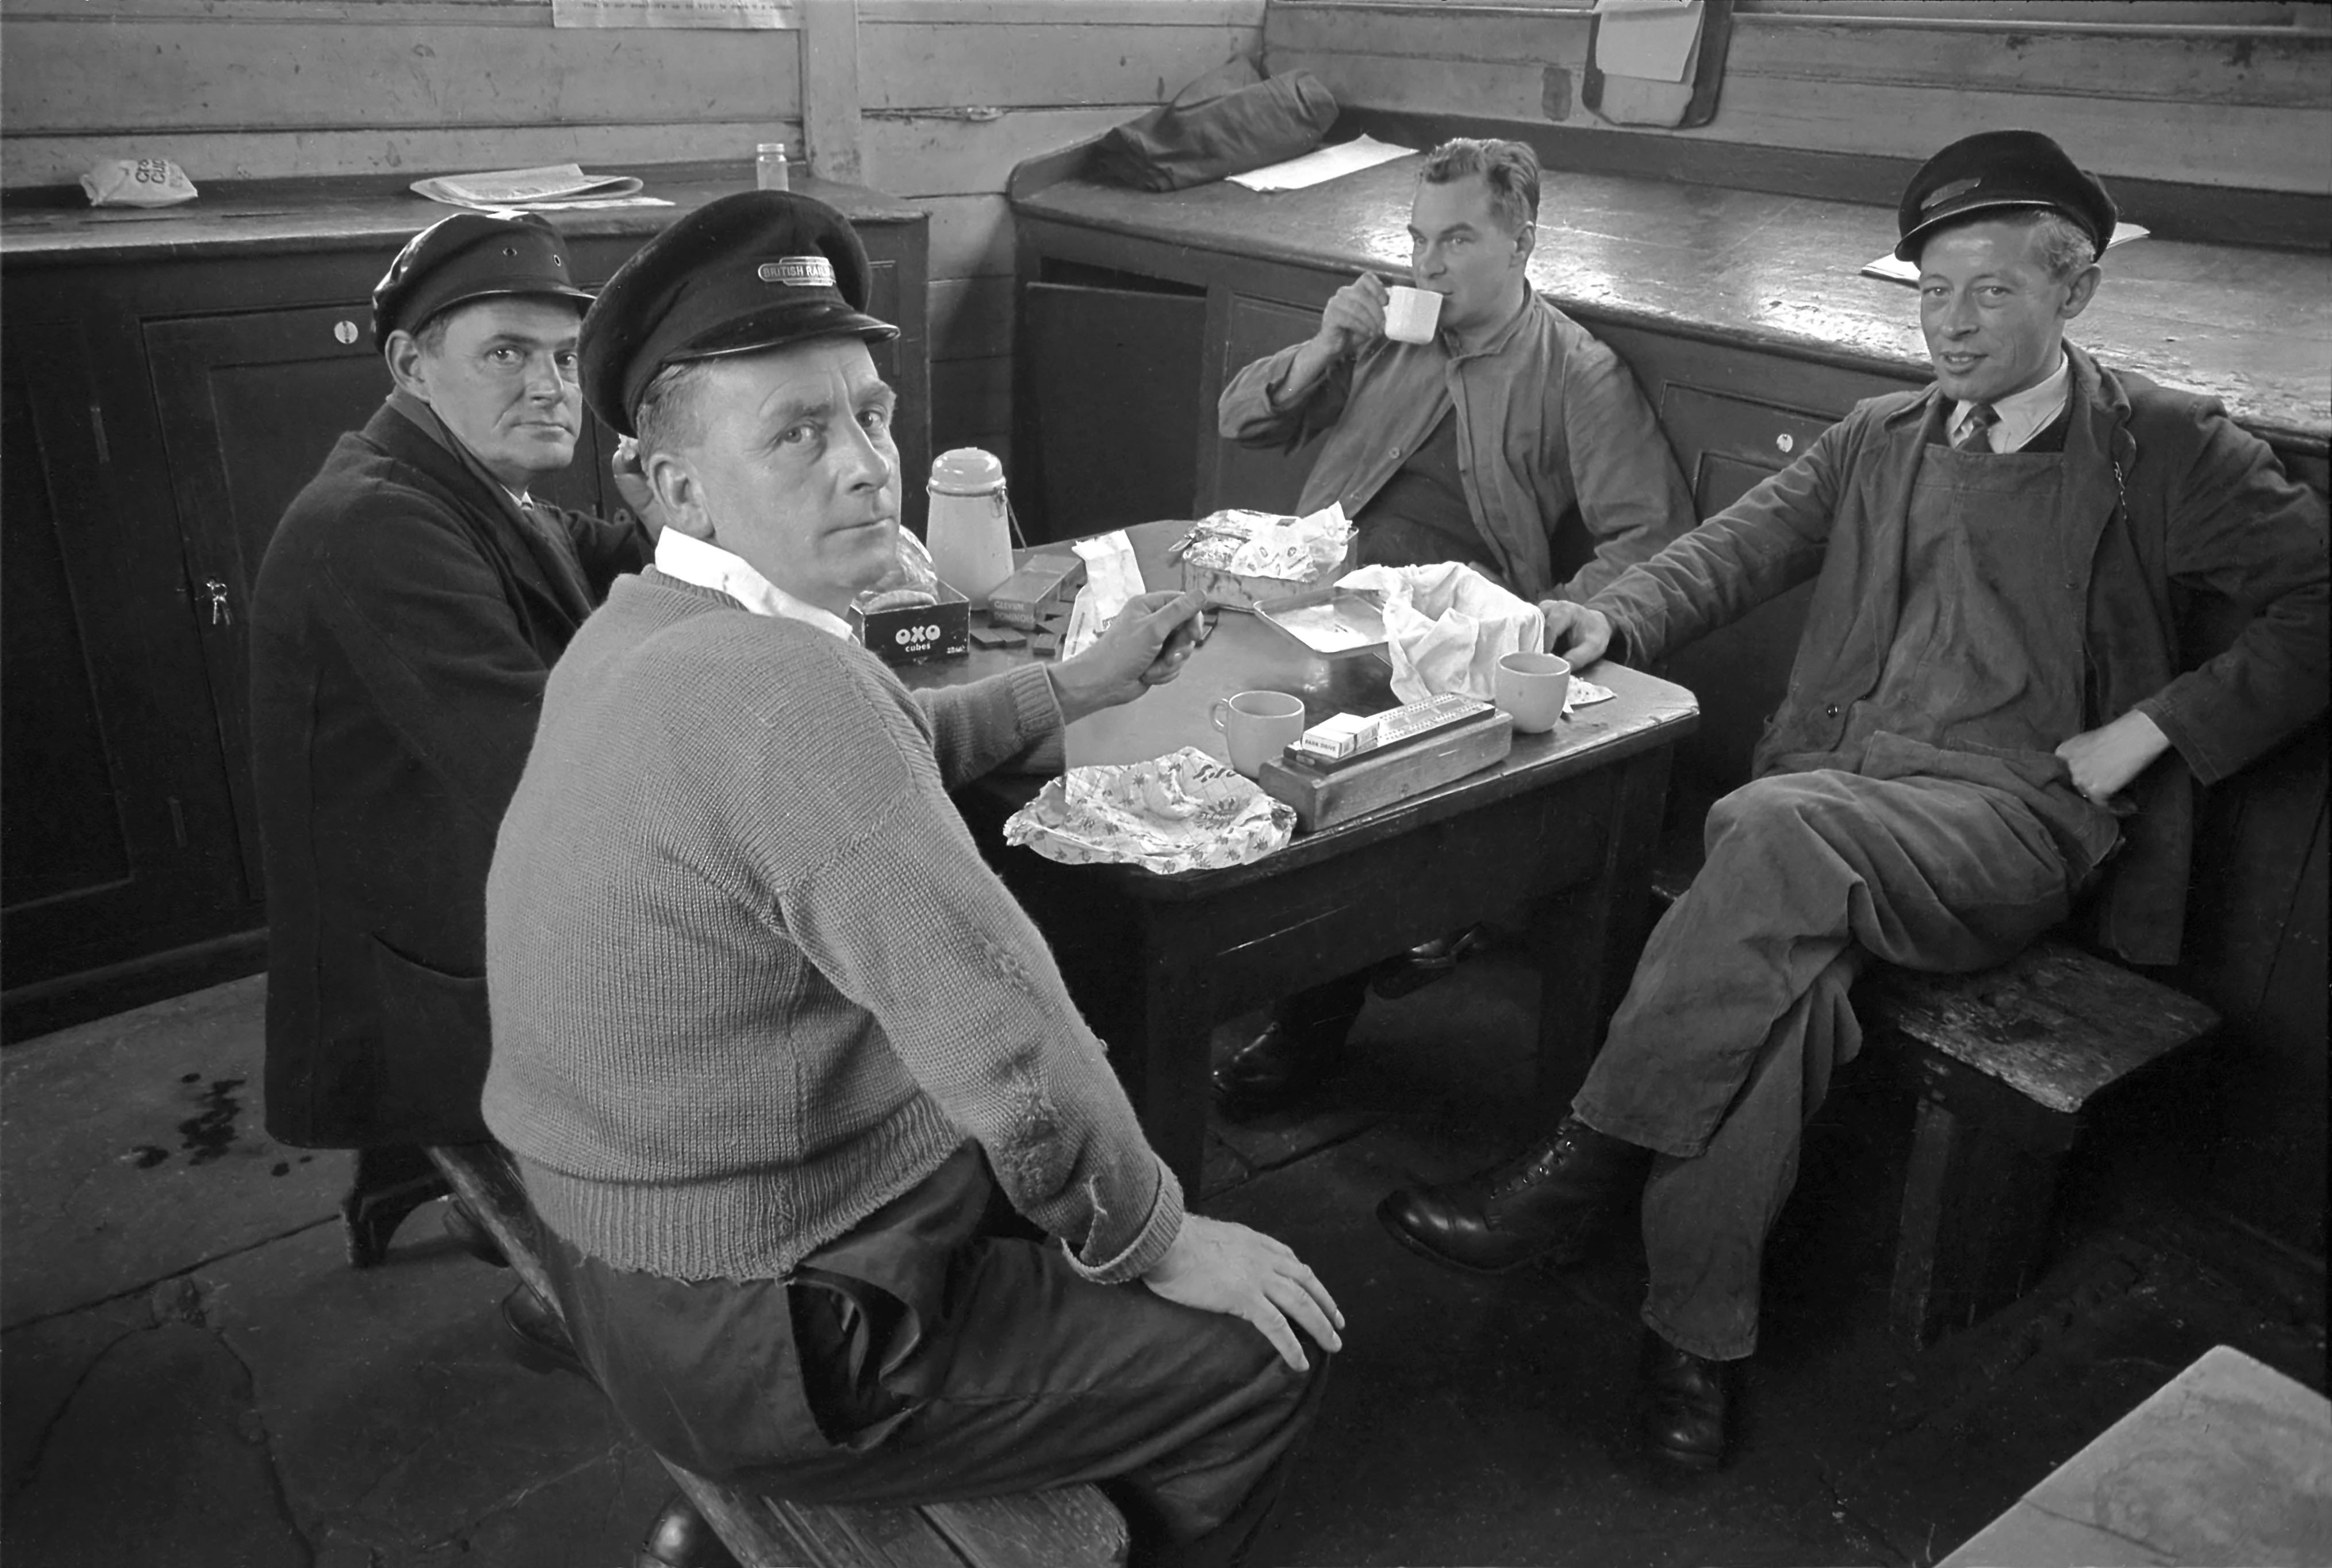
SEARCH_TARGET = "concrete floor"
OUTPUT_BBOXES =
[3,954,2323,1567]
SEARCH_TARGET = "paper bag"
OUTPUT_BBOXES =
[1336,564,1545,704]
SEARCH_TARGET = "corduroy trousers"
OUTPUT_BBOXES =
[1572,766,2089,1361]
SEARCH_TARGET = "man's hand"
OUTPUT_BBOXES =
[1280,272,1391,401]
[2055,709,2171,806]
[1538,601,1614,667]
[1048,589,1214,724]
[1142,1213,1344,1373]
[1314,271,1390,359]
[609,436,666,538]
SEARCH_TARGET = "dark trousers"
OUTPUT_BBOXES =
[1575,767,2087,1360]
[542,1147,1329,1567]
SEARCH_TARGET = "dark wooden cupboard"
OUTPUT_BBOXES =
[1,172,929,1037]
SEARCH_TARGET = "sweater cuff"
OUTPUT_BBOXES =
[1063,1154,1185,1285]
[1008,660,1068,774]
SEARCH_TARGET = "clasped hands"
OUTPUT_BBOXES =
[1537,600,2171,806]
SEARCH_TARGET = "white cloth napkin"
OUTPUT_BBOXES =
[1335,564,1545,704]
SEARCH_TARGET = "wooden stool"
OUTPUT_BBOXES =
[424,1144,1130,1568]
[1641,866,2220,1349]
[1866,941,2218,1347]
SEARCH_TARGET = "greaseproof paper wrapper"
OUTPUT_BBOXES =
[81,157,198,207]
[1004,747,1294,875]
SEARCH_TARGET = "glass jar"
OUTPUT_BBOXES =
[755,142,790,191]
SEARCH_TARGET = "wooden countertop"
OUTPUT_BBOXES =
[1015,160,2331,451]
[0,166,925,267]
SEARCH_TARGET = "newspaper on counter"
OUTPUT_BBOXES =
[1004,748,1295,875]
[411,165,647,209]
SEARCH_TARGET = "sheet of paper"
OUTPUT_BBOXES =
[1594,0,1703,84]
[1061,531,1146,657]
[1228,134,1415,194]
[553,0,798,28]
[1859,222,2149,285]
[410,166,645,208]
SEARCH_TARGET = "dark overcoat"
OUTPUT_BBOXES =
[250,399,649,1147]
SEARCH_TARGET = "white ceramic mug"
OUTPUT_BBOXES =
[1494,651,1571,735]
[1209,689,1307,778]
[1383,285,1444,344]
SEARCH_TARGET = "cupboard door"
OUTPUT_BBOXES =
[145,305,408,898]
[1212,295,1324,516]
[1,324,247,986]
[1022,281,1206,542]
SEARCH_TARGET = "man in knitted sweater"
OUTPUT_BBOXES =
[484,192,1341,1566]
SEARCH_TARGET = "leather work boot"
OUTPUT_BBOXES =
[1376,1114,1648,1273]
[1212,1017,1348,1121]
[1369,925,1486,1001]
[499,1285,589,1381]
[1639,1332,1732,1471]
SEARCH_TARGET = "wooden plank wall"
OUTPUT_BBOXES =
[849,0,1265,464]
[0,0,807,190]
[1265,1,2332,197]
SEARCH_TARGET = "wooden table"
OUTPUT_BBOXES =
[1939,1344,2332,1568]
[906,522,1698,1192]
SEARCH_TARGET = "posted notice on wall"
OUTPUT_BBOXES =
[552,0,799,28]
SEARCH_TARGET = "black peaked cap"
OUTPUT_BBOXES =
[1896,129,2118,263]
[371,211,592,349]
[580,190,899,437]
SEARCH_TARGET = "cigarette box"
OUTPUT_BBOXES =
[988,553,1087,630]
[1295,713,1380,763]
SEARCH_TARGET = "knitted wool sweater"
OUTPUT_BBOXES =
[482,568,1183,1283]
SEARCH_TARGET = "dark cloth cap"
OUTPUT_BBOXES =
[579,190,899,437]
[1894,130,2118,263]
[371,212,593,348]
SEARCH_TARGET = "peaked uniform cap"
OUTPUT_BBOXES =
[1894,130,2118,263]
[371,211,593,348]
[579,190,899,437]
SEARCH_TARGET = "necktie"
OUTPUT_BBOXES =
[1953,402,2000,452]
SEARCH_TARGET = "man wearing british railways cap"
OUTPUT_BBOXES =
[249,212,651,1307]
[1378,131,2327,1469]
[482,191,1338,1565]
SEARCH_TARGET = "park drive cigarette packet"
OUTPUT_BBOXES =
[1295,713,1380,763]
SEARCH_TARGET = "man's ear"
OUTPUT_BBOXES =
[384,329,431,401]
[2059,262,2103,323]
[1512,221,1537,266]
[643,447,715,541]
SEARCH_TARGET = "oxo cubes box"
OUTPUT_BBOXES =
[854,581,970,666]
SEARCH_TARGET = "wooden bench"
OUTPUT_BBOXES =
[424,1144,1132,1568]
[1643,863,2220,1350]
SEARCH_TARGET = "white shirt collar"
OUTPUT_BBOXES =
[654,529,853,640]
[1950,350,2070,453]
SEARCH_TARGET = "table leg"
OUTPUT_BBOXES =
[1125,915,1219,1199]
[1531,745,1671,1125]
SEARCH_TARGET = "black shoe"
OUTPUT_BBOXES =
[1376,1115,1648,1273]
[498,1285,587,1381]
[443,1200,509,1270]
[1213,1020,1347,1121]
[1640,1333,1731,1471]
[636,1493,741,1568]
[1370,926,1486,1001]
[341,1147,448,1270]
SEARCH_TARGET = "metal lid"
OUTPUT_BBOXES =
[928,446,1006,495]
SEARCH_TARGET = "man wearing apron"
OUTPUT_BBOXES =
[1378,131,2329,1470]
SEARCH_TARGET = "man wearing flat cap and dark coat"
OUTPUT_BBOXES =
[1379,130,2329,1469]
[250,212,653,1279]
[482,190,1339,1566]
